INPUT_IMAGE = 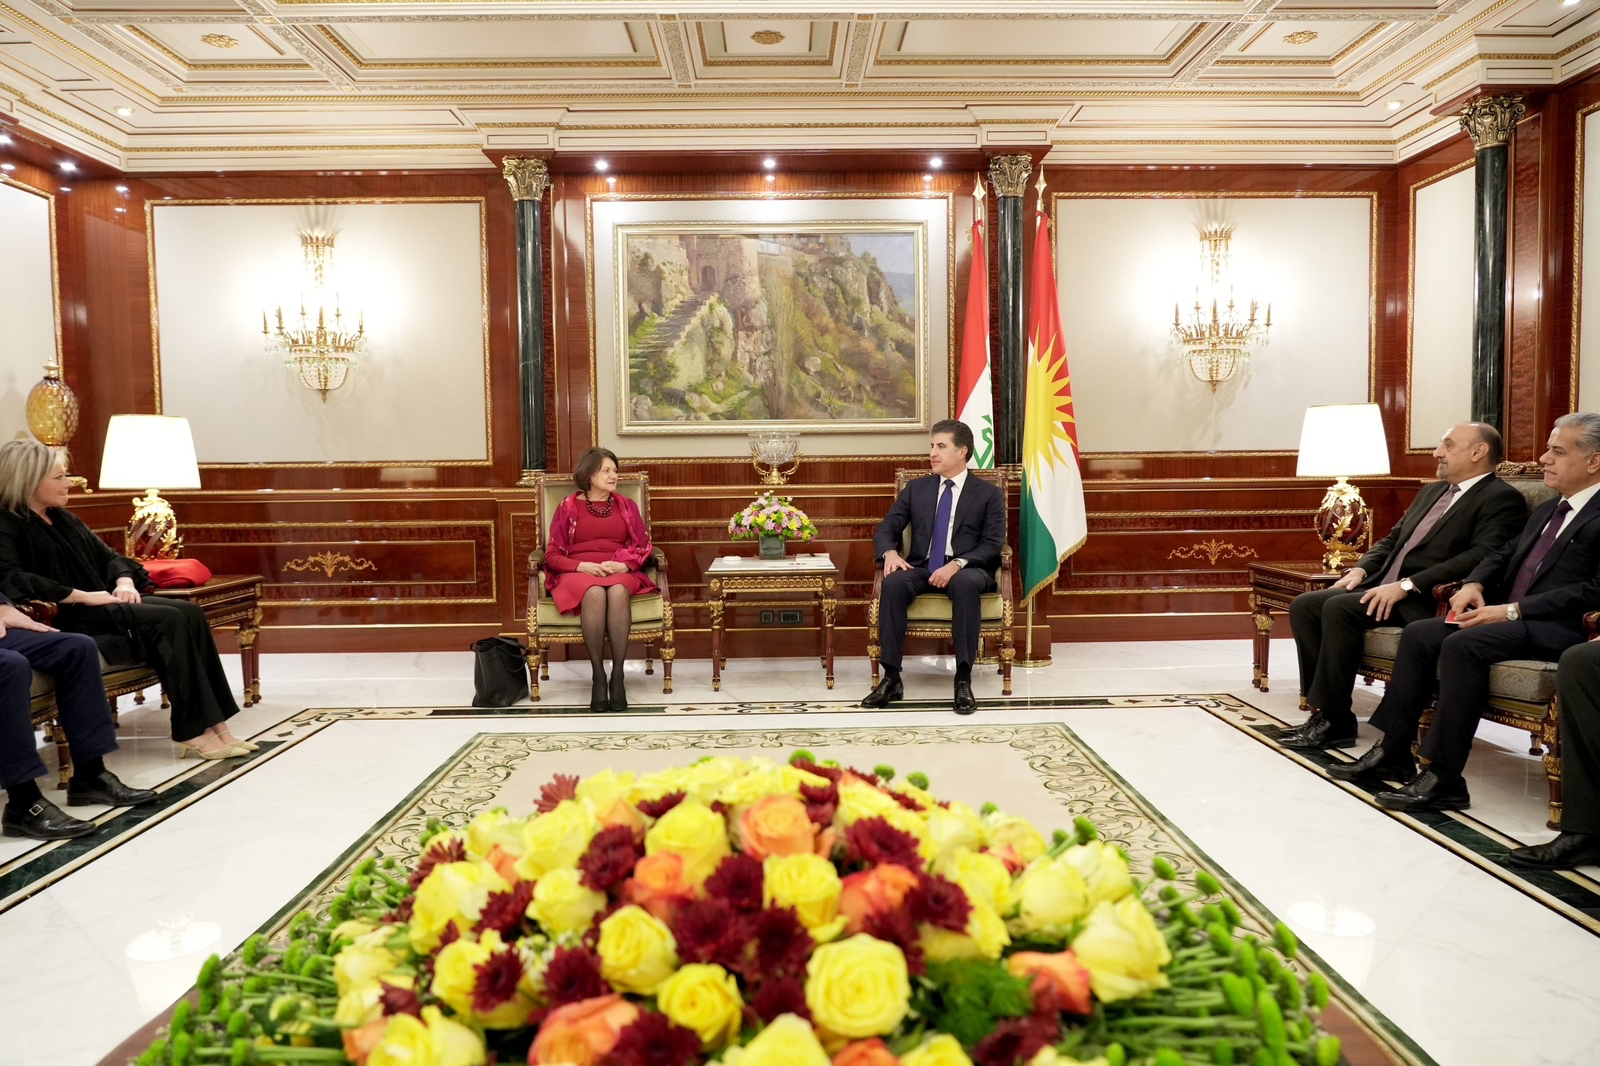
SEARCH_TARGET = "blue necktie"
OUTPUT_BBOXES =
[929,479,955,571]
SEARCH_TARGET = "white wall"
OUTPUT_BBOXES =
[151,200,490,465]
[0,180,60,440]
[1580,110,1600,414]
[1055,195,1372,453]
[1408,166,1476,450]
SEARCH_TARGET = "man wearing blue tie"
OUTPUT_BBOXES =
[863,419,1007,716]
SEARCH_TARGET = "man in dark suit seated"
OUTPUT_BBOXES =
[1280,422,1528,751]
[1327,413,1600,813]
[863,419,1006,716]
[1508,641,1600,869]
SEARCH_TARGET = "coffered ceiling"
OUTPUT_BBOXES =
[0,1,1597,172]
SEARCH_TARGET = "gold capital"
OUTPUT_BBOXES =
[502,157,551,201]
[1460,94,1526,150]
[987,154,1033,198]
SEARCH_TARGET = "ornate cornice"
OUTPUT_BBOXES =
[501,157,551,201]
[987,154,1033,198]
[1460,93,1526,150]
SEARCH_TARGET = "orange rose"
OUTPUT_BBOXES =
[342,1019,388,1065]
[598,797,646,838]
[1007,949,1093,1016]
[621,852,696,920]
[986,843,1028,875]
[833,1038,901,1066]
[838,863,920,936]
[484,845,520,884]
[529,994,640,1065]
[741,795,818,860]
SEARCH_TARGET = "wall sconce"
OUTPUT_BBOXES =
[262,230,369,401]
[1171,224,1271,392]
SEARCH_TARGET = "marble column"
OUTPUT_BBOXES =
[988,154,1033,467]
[1460,94,1525,432]
[502,157,552,483]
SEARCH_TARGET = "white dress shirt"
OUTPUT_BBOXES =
[1445,472,1490,513]
[1556,481,1600,537]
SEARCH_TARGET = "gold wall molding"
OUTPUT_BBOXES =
[282,551,378,579]
[1167,540,1260,566]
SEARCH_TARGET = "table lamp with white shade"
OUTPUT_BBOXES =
[98,415,202,561]
[1296,403,1391,572]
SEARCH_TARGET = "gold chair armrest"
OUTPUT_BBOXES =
[527,548,546,569]
[998,545,1015,603]
[1433,580,1463,606]
[651,548,671,603]
[1586,611,1600,639]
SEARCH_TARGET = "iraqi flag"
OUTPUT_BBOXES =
[1020,195,1088,602]
[956,216,995,469]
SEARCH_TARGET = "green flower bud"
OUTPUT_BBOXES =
[1208,923,1235,957]
[1272,921,1299,960]
[1212,1041,1237,1066]
[288,912,313,938]
[241,935,268,966]
[301,956,330,979]
[1276,971,1304,1012]
[1159,885,1182,903]
[197,955,221,992]
[328,898,352,922]
[1258,950,1282,981]
[980,802,998,817]
[1257,990,1287,1053]
[382,856,399,870]
[1307,973,1330,1010]
[906,772,930,789]
[821,758,840,769]
[226,1010,251,1039]
[1195,870,1223,895]
[789,749,815,765]
[1253,1049,1274,1066]
[872,764,896,782]
[355,857,377,877]
[1105,1044,1127,1066]
[1220,900,1243,928]
[222,985,242,1012]
[170,1031,193,1066]
[1200,903,1225,926]
[1221,973,1255,1016]
[1073,816,1099,843]
[137,1038,167,1066]
[1315,1036,1343,1066]
[230,1037,255,1066]
[283,940,308,973]
[1235,942,1259,979]
[348,876,372,902]
[1051,828,1070,846]
[1154,1050,1183,1066]
[242,976,266,994]
[198,987,217,1015]
[1151,855,1178,880]
[170,1001,193,1035]
[418,817,447,846]
[1172,901,1198,927]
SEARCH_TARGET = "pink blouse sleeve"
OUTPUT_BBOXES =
[544,496,581,574]
[612,496,654,568]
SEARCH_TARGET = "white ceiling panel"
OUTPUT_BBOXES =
[128,24,293,63]
[890,19,1194,60]
[716,21,819,56]
[327,20,644,64]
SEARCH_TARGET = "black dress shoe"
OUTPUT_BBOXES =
[861,675,904,708]
[1326,739,1417,783]
[66,770,157,808]
[1374,770,1471,812]
[1506,832,1600,870]
[953,679,977,716]
[1279,714,1358,751]
[2,797,96,840]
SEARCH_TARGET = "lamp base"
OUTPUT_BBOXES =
[125,489,183,561]
[1315,476,1370,572]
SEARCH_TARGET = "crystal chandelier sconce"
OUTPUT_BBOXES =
[1171,224,1271,392]
[262,230,369,401]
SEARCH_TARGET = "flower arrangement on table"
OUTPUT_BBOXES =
[138,754,1342,1066]
[728,494,819,544]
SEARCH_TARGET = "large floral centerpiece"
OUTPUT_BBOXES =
[137,754,1341,1066]
[729,495,819,560]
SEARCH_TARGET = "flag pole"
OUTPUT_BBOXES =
[1017,167,1054,669]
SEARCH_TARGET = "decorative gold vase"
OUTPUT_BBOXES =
[25,362,79,447]
[1313,476,1370,572]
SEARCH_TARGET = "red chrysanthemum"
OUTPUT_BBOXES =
[670,898,748,968]
[635,791,686,819]
[477,880,535,937]
[436,921,461,949]
[910,872,972,933]
[536,773,580,814]
[972,1015,1060,1066]
[710,800,731,818]
[889,789,925,812]
[747,907,814,981]
[578,825,641,893]
[748,976,811,1024]
[843,767,881,786]
[541,945,607,1008]
[790,757,840,783]
[704,854,764,913]
[606,1011,702,1066]
[471,948,525,1012]
[384,897,415,924]
[862,908,925,977]
[845,816,923,869]
[378,981,421,1018]
[799,782,839,827]
[407,836,467,888]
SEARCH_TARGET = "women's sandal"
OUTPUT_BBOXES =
[175,742,241,760]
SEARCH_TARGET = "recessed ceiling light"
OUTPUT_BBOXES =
[60,187,72,192]
[595,159,609,171]
[1564,0,1580,7]
[923,173,933,182]
[764,173,775,182]
[929,157,943,169]
[59,162,76,172]
[114,106,135,117]
[115,184,128,192]
[0,134,11,144]
[606,176,616,185]
[763,157,777,169]
[0,164,13,172]
[114,207,125,213]
[1387,100,1404,110]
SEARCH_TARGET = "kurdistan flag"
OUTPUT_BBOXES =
[956,215,995,469]
[1020,195,1088,603]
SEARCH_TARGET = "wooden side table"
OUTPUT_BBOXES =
[157,575,265,705]
[706,555,840,691]
[1247,561,1338,696]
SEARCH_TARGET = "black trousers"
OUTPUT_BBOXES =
[0,629,117,790]
[1290,586,1436,727]
[1369,617,1579,778]
[1556,641,1600,834]
[56,596,239,742]
[878,566,996,670]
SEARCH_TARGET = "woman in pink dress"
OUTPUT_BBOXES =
[544,448,657,712]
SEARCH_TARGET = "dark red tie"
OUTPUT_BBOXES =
[1509,500,1572,604]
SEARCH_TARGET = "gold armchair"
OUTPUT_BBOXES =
[868,468,1015,695]
[524,471,674,702]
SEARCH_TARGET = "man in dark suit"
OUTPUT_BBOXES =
[1281,422,1527,751]
[1330,413,1600,812]
[863,419,1006,716]
[1507,640,1600,869]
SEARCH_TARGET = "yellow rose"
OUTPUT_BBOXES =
[925,802,986,865]
[334,928,399,996]
[515,800,598,881]
[333,978,385,1028]
[465,808,529,861]
[1011,857,1091,939]
[368,1006,486,1066]
[576,769,637,814]
[983,813,1047,866]
[645,799,731,886]
[1071,896,1173,1002]
[900,1034,975,1066]
[834,780,899,827]
[881,806,933,864]
[937,848,1014,915]
[685,756,751,804]
[596,904,679,994]
[411,860,509,952]
[655,963,743,1048]
[331,918,378,944]
[1058,841,1132,905]
[803,933,911,1039]
[630,765,695,805]
[528,867,609,937]
[432,930,534,1028]
[718,759,832,808]
[720,1013,831,1066]
[764,853,844,935]
[919,898,1010,963]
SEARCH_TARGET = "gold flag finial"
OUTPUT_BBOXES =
[1035,169,1048,198]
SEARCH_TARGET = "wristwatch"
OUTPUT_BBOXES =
[954,558,968,569]
[1507,603,1522,622]
[1399,578,1417,594]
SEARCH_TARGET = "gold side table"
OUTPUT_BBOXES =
[706,554,840,692]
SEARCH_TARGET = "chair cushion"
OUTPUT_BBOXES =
[536,593,664,630]
[906,592,1004,624]
[30,652,117,697]
[1486,659,1558,714]
[1362,627,1404,663]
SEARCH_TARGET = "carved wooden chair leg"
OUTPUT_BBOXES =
[528,650,542,702]
[662,645,674,694]
[1543,700,1562,830]
[52,720,72,789]
[134,690,145,704]
[110,697,119,727]
[1528,730,1543,757]
[540,654,550,681]
[645,642,655,676]
[160,688,170,709]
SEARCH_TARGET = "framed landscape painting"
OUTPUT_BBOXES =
[613,221,929,435]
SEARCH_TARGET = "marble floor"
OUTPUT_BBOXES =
[0,640,1595,1066]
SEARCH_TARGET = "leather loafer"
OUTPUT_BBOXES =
[1326,739,1417,783]
[2,797,96,840]
[1279,714,1358,751]
[1374,770,1471,813]
[1506,832,1600,870]
[953,678,977,716]
[861,675,904,708]
[66,770,158,808]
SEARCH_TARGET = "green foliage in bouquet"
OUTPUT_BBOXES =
[728,493,819,542]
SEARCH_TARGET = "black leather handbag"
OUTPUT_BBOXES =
[471,637,529,707]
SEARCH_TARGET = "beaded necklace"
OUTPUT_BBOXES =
[583,492,615,518]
